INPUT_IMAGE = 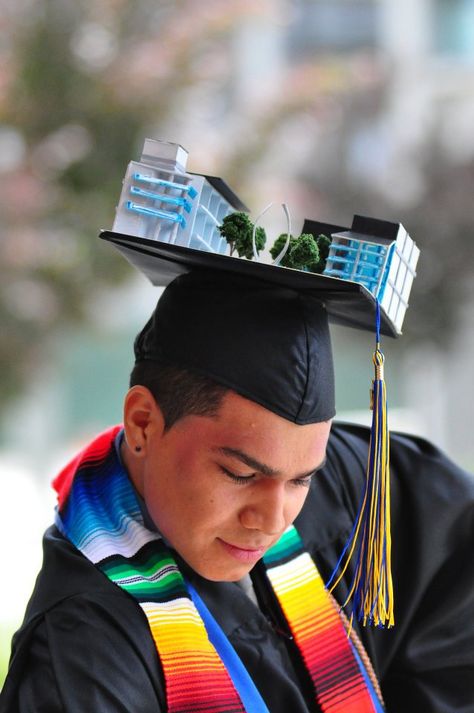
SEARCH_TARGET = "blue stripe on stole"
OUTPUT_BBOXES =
[59,456,142,551]
[186,580,270,713]
[350,643,385,713]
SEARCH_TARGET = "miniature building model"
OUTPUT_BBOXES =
[113,139,246,254]
[323,215,420,334]
[110,140,419,335]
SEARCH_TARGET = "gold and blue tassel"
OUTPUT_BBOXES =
[327,300,394,629]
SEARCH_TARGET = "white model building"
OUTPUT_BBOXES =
[113,139,246,254]
[323,215,420,334]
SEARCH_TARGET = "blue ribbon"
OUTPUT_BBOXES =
[350,643,385,712]
[185,580,270,713]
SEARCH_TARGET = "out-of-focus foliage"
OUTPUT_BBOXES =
[0,0,365,410]
[0,0,253,404]
[0,0,473,410]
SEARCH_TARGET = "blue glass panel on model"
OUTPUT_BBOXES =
[129,186,192,213]
[377,243,395,302]
[133,172,198,198]
[126,202,187,228]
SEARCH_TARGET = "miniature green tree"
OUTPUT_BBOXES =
[271,232,330,272]
[218,212,266,258]
[270,233,297,267]
[288,233,320,270]
[312,233,332,273]
[219,212,251,256]
[238,224,266,259]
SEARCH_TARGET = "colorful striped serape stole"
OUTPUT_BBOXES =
[102,542,245,713]
[263,527,384,712]
[54,427,245,713]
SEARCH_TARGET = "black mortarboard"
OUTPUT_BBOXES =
[101,231,399,338]
[134,270,335,424]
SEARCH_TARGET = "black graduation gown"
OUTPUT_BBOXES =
[1,424,473,713]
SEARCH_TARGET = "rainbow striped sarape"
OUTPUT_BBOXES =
[54,426,384,713]
[264,530,383,712]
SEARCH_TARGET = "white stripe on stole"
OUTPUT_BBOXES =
[82,521,161,563]
[142,598,200,617]
[267,553,319,593]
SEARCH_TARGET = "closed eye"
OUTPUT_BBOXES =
[220,466,313,488]
[291,476,312,488]
[219,466,256,485]
[291,464,324,488]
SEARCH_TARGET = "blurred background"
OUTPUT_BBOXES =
[1,0,474,685]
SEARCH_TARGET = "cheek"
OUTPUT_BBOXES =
[147,466,222,532]
[286,487,310,522]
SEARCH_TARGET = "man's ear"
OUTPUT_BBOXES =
[123,385,166,454]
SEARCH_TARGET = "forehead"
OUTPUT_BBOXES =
[177,391,331,474]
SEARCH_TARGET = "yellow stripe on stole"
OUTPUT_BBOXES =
[141,599,230,666]
[267,554,340,636]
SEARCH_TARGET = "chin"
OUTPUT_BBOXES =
[193,561,253,583]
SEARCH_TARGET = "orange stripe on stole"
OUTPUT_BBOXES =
[265,553,376,713]
[141,600,246,713]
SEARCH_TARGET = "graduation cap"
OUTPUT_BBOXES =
[100,217,418,339]
[100,139,421,628]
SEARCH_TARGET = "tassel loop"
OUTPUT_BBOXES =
[373,348,384,382]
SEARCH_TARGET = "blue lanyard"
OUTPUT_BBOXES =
[350,643,385,713]
[185,580,270,713]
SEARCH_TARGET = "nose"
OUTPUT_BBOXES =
[239,481,287,536]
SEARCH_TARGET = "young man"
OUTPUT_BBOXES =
[1,271,473,712]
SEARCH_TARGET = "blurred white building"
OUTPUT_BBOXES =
[230,0,474,467]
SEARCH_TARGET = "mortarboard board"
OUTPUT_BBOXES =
[100,138,421,629]
[100,230,400,336]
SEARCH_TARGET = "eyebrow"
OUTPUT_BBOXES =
[215,446,326,480]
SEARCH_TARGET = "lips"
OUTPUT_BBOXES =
[218,538,268,564]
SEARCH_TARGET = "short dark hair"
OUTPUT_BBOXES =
[129,360,228,430]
